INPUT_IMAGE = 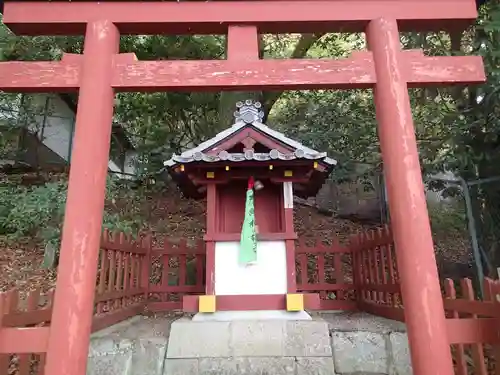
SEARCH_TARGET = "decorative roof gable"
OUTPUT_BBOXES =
[164,100,337,167]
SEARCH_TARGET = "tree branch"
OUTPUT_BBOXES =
[262,33,325,116]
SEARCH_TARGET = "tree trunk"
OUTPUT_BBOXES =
[218,33,325,126]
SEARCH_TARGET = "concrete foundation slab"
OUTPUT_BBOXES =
[86,312,413,375]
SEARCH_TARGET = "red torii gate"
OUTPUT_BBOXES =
[0,1,485,375]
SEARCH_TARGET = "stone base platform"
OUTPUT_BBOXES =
[86,312,413,375]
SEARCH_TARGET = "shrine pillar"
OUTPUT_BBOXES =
[366,18,454,375]
[44,20,119,375]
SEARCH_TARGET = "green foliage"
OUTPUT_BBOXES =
[428,200,467,236]
[0,176,143,257]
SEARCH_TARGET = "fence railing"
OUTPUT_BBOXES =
[351,226,404,321]
[295,239,356,310]
[351,225,500,374]
[0,230,150,375]
[0,289,53,375]
[92,229,150,331]
[147,239,206,312]
[444,277,500,375]
[3,227,500,375]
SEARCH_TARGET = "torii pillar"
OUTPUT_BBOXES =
[367,18,454,375]
[43,20,119,375]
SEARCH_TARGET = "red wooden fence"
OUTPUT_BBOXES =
[295,239,356,310]
[0,230,150,375]
[147,239,205,312]
[92,229,151,331]
[444,277,500,375]
[3,227,500,375]
[0,289,53,375]
[351,226,404,321]
[352,225,500,374]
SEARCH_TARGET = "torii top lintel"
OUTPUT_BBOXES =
[0,0,486,93]
[3,0,479,35]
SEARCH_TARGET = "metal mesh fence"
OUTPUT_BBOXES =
[317,167,500,297]
[421,175,500,296]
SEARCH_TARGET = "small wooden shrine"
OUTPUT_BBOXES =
[164,100,337,316]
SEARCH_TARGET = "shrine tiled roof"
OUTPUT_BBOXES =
[164,100,337,168]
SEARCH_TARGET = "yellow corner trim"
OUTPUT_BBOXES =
[286,293,304,312]
[199,295,216,313]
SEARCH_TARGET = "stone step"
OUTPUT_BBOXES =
[165,318,334,375]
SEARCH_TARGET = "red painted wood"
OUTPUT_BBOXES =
[205,183,217,295]
[96,250,107,314]
[149,285,204,294]
[182,293,322,312]
[0,327,50,354]
[0,54,484,93]
[285,239,297,293]
[227,25,259,61]
[3,1,478,35]
[367,18,454,375]
[296,243,350,254]
[122,252,130,306]
[217,180,282,234]
[205,240,216,296]
[207,127,292,155]
[299,253,308,287]
[461,278,487,374]
[153,246,206,256]
[179,254,187,288]
[298,283,355,292]
[108,251,117,305]
[333,252,345,300]
[161,254,170,301]
[446,318,500,345]
[205,233,297,241]
[112,55,484,91]
[43,20,119,375]
[114,251,123,309]
[317,253,326,300]
[195,249,205,288]
[0,61,80,92]
[358,301,405,322]
[379,239,389,303]
[0,294,8,375]
[140,236,152,299]
[367,241,376,301]
[94,289,145,304]
[443,280,467,375]
[483,279,500,375]
[3,308,52,327]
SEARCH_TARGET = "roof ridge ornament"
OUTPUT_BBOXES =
[233,99,265,124]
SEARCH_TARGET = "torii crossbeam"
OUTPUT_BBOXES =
[0,2,485,375]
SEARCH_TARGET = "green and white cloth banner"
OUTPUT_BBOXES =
[239,177,257,264]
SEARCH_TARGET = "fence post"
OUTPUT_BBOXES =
[0,292,8,374]
[350,234,361,304]
[141,234,152,310]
